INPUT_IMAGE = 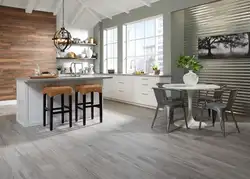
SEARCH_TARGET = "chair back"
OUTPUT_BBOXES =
[152,87,168,107]
[226,88,238,110]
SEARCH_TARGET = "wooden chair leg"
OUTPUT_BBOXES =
[199,104,205,130]
[49,96,53,131]
[82,94,86,126]
[151,106,159,128]
[61,94,64,124]
[218,111,225,137]
[75,92,78,122]
[91,92,94,119]
[69,95,72,128]
[99,92,103,123]
[43,94,46,126]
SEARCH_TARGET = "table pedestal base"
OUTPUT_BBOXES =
[174,117,207,129]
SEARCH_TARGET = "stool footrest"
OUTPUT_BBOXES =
[77,104,100,110]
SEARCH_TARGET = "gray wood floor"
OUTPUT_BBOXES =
[0,100,250,179]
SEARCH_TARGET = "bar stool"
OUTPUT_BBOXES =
[43,86,73,131]
[75,84,103,125]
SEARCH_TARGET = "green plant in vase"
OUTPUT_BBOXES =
[177,55,203,85]
[152,64,160,75]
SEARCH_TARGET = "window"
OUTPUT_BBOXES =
[103,27,118,73]
[123,15,163,74]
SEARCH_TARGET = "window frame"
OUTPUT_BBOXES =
[103,26,118,73]
[123,15,163,74]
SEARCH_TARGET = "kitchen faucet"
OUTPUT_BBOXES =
[70,62,83,77]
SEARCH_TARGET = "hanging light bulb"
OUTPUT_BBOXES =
[52,0,72,52]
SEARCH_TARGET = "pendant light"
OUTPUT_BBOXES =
[52,0,72,52]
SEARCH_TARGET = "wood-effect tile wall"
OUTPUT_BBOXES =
[0,6,56,100]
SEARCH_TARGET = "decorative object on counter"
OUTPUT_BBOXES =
[86,47,93,58]
[67,52,77,58]
[56,65,63,75]
[72,38,81,44]
[89,37,94,44]
[152,64,160,75]
[177,55,203,86]
[92,52,98,59]
[52,0,72,52]
[33,63,40,76]
[84,39,89,44]
[108,69,115,74]
[89,64,94,74]
[134,70,145,75]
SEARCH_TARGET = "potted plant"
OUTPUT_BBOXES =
[177,55,203,85]
[152,64,160,75]
[56,65,63,75]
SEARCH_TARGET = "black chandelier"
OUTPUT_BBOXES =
[52,0,72,52]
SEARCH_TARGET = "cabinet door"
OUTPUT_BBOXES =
[114,76,134,102]
[103,77,115,98]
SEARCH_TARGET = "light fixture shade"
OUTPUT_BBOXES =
[52,27,72,52]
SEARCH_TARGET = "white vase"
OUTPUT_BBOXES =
[183,70,199,86]
[86,48,93,58]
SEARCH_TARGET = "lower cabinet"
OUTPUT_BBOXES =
[103,75,171,108]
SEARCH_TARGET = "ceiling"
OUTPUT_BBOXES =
[0,0,160,28]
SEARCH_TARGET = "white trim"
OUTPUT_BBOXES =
[53,0,63,16]
[0,100,17,106]
[139,0,151,7]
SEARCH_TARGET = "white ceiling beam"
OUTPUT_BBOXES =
[139,0,151,7]
[71,6,85,25]
[77,0,112,19]
[85,7,101,22]
[25,0,37,13]
[53,0,63,15]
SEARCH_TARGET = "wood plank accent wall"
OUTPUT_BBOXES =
[0,6,56,101]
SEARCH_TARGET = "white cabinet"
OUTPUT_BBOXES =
[103,75,171,108]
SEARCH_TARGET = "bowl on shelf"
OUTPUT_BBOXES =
[108,69,115,74]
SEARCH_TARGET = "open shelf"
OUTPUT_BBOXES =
[56,57,97,60]
[71,43,97,46]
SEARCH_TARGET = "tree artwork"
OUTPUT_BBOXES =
[198,32,250,59]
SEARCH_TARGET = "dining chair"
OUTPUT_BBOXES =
[199,88,240,137]
[152,87,188,133]
[197,84,227,117]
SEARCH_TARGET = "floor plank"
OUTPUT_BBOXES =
[0,100,249,179]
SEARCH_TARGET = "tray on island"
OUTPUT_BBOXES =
[29,75,58,79]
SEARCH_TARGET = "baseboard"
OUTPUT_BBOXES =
[0,100,17,106]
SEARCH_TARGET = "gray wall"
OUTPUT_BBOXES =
[95,0,219,76]
[184,0,250,115]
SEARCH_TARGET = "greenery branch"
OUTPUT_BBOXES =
[177,55,203,72]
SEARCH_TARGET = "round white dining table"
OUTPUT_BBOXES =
[163,84,220,129]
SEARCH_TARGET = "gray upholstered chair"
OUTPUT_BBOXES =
[199,88,240,137]
[152,87,188,133]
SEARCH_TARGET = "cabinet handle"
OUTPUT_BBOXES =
[118,90,124,92]
[142,93,148,96]
[118,82,124,84]
[142,84,148,86]
[141,78,149,81]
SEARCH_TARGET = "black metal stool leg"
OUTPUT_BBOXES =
[75,92,78,122]
[43,94,46,126]
[61,94,64,124]
[49,96,54,131]
[69,95,72,128]
[99,92,103,123]
[83,94,86,126]
[91,92,94,119]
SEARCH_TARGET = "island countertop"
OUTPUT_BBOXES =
[16,75,113,83]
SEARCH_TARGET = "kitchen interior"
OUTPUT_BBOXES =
[1,0,250,178]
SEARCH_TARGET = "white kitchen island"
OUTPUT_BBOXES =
[16,75,112,127]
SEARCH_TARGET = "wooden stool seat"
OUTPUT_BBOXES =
[43,86,73,131]
[75,84,102,94]
[75,84,103,125]
[43,86,73,97]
